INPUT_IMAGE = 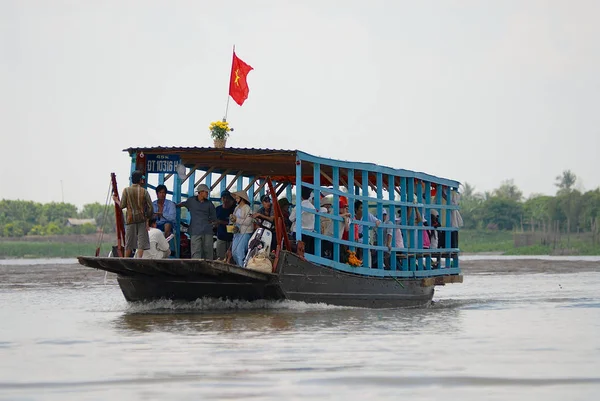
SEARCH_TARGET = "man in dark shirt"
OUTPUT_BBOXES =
[177,184,217,259]
[214,190,236,260]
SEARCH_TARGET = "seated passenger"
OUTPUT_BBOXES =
[278,198,293,233]
[252,195,276,251]
[142,217,171,259]
[152,184,176,238]
[252,195,275,229]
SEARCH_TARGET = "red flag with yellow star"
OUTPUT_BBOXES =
[228,52,253,106]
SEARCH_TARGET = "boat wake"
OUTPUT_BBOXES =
[124,297,353,313]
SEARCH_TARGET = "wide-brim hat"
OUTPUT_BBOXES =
[232,190,250,204]
[278,197,291,207]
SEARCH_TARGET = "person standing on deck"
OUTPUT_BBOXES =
[230,190,253,266]
[177,184,217,260]
[214,190,236,260]
[152,184,176,238]
[353,200,381,264]
[113,170,153,258]
[289,187,316,254]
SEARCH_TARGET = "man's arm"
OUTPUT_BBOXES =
[144,192,153,218]
[209,202,217,223]
[163,200,176,223]
[115,188,127,209]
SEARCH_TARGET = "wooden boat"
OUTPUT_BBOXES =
[78,147,463,308]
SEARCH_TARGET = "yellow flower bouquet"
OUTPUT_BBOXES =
[347,250,362,267]
[209,120,232,140]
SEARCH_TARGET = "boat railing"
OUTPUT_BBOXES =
[126,148,461,277]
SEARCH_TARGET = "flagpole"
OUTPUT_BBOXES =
[223,45,235,122]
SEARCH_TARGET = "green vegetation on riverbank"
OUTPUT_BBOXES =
[460,230,600,255]
[0,242,113,259]
[2,230,600,259]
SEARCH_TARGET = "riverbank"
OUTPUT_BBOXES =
[460,258,600,274]
[2,229,600,258]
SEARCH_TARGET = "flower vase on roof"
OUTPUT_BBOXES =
[209,119,232,148]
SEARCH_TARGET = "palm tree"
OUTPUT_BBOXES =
[555,170,577,194]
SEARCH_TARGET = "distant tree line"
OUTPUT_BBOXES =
[460,170,600,237]
[2,170,599,239]
[0,200,116,237]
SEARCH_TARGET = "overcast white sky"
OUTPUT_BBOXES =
[2,0,599,209]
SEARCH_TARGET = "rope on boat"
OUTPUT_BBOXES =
[95,179,113,257]
[390,274,405,288]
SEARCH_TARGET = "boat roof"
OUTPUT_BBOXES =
[124,146,460,187]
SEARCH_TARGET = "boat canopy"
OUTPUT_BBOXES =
[123,146,461,278]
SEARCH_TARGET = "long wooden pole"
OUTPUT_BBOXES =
[223,45,235,122]
[111,173,126,257]
[267,177,291,273]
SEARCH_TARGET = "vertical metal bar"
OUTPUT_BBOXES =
[362,170,369,268]
[286,185,293,205]
[332,165,340,262]
[388,174,396,271]
[424,180,431,270]
[416,179,423,270]
[407,177,415,271]
[295,156,302,242]
[347,169,355,253]
[205,172,212,198]
[248,177,256,210]
[376,172,383,269]
[445,185,452,268]
[313,163,321,258]
[400,177,407,271]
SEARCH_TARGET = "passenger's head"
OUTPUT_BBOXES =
[278,197,291,211]
[354,200,363,214]
[232,190,250,205]
[261,195,272,209]
[221,190,234,207]
[148,217,158,227]
[196,184,210,200]
[339,197,348,213]
[131,170,145,184]
[301,187,312,201]
[155,184,167,200]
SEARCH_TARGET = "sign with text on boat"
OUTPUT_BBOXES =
[145,154,181,174]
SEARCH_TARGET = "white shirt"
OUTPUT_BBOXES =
[387,218,405,249]
[451,191,464,228]
[357,212,381,234]
[290,199,315,233]
[143,227,171,259]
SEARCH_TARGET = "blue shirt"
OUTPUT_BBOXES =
[153,199,176,225]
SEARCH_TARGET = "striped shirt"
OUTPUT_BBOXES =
[120,184,153,225]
